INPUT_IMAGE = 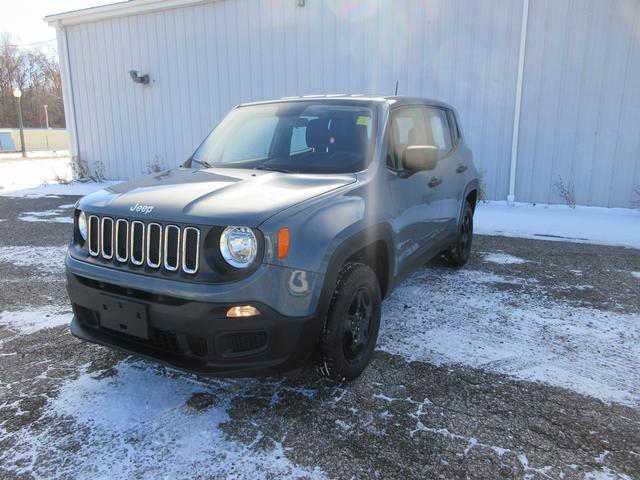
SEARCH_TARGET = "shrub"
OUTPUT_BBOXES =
[555,176,576,208]
[70,156,90,181]
[145,158,163,175]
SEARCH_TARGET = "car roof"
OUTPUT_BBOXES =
[238,95,454,110]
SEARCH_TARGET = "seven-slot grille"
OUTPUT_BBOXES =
[87,215,200,274]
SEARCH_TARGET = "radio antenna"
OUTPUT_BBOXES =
[394,81,399,96]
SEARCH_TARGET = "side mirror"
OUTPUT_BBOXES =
[402,145,439,172]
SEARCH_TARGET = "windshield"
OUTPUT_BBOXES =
[190,101,377,173]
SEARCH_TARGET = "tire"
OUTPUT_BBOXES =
[443,200,474,267]
[318,263,382,381]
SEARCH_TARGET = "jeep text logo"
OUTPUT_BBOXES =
[130,203,154,214]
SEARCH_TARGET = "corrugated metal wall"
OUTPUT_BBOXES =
[62,0,640,207]
[516,0,640,207]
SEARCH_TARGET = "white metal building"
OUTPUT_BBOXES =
[46,0,640,207]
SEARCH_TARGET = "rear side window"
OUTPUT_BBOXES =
[425,107,452,155]
[447,110,460,141]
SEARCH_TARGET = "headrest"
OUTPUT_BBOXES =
[306,118,330,150]
[328,118,368,153]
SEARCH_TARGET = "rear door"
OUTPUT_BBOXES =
[385,106,442,271]
[423,107,467,234]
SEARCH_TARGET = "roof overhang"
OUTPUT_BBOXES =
[45,0,217,27]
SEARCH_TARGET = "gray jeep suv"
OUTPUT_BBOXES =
[66,96,479,380]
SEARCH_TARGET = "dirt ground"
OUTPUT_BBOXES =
[0,196,639,479]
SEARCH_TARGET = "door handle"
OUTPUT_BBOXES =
[456,164,468,173]
[428,177,442,188]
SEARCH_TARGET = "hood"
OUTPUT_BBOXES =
[78,167,357,226]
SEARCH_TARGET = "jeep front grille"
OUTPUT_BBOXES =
[87,216,200,274]
[101,217,114,260]
[182,227,200,274]
[88,215,100,256]
[146,223,162,268]
[164,225,180,271]
[131,221,145,265]
[115,219,128,262]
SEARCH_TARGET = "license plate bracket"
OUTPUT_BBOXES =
[98,295,149,339]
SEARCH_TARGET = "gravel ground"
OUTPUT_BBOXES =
[0,196,639,479]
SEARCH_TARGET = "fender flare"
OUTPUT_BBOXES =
[457,178,481,226]
[316,223,396,319]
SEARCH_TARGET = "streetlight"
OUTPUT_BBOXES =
[13,88,26,158]
[44,104,50,129]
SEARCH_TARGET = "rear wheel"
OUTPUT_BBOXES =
[318,263,381,381]
[443,201,474,267]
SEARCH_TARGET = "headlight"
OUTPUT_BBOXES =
[219,226,258,268]
[78,211,87,241]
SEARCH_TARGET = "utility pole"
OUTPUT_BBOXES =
[44,104,50,129]
[13,89,26,158]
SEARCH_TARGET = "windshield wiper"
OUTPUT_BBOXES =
[254,165,296,173]
[191,158,213,169]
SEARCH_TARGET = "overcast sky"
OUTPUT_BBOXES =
[2,0,115,47]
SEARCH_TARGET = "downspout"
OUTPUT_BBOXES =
[55,22,81,172]
[507,0,530,204]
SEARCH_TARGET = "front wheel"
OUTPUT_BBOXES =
[443,200,474,267]
[318,263,381,381]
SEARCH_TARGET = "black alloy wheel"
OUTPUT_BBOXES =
[444,200,474,267]
[318,263,381,381]
[343,287,374,362]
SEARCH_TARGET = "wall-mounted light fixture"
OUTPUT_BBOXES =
[296,0,305,6]
[129,70,150,85]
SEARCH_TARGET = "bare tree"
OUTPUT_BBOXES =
[0,33,65,129]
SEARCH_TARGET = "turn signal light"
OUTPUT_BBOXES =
[226,305,261,318]
[278,227,290,259]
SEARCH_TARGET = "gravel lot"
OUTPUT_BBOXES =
[1,195,639,479]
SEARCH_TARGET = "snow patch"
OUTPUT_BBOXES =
[3,361,327,479]
[335,419,352,431]
[0,157,72,193]
[0,150,70,160]
[482,252,529,265]
[631,272,640,279]
[583,468,634,480]
[0,245,67,273]
[18,206,74,224]
[19,215,72,224]
[3,181,120,198]
[476,201,640,249]
[379,267,640,406]
[0,307,71,335]
[0,155,122,198]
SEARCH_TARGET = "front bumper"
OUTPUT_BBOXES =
[65,256,326,376]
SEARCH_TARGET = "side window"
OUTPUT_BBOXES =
[389,107,429,169]
[425,107,452,156]
[290,125,309,154]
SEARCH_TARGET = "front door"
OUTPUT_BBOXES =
[386,106,443,273]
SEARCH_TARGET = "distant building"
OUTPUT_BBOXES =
[47,0,640,207]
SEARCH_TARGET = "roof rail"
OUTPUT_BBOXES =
[279,93,370,100]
